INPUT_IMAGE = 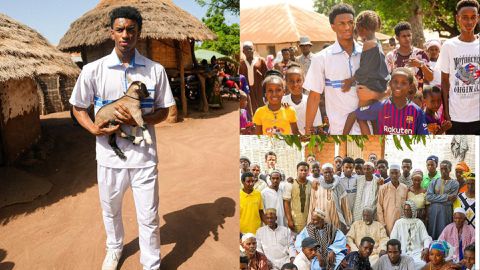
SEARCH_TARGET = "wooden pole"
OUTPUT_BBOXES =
[197,73,208,112]
[175,40,187,117]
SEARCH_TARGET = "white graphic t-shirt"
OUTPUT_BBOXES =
[438,36,480,122]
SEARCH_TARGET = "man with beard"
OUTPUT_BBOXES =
[377,163,408,235]
[308,163,352,233]
[241,233,270,270]
[347,207,388,265]
[339,237,375,270]
[262,170,286,227]
[438,208,475,263]
[352,162,380,222]
[284,162,312,233]
[295,210,347,270]
[374,239,415,270]
[390,200,431,270]
[256,209,295,270]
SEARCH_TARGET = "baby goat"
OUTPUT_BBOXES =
[95,81,152,160]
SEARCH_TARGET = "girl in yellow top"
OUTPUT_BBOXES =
[253,70,300,135]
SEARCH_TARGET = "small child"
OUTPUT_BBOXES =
[240,90,254,135]
[253,70,300,135]
[282,64,323,135]
[377,67,428,134]
[342,11,390,135]
[209,79,223,108]
[423,85,452,134]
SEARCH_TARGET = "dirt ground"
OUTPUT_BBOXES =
[0,100,239,270]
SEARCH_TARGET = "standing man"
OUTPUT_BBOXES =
[262,170,287,227]
[239,41,268,113]
[352,162,380,222]
[283,162,312,233]
[296,36,314,74]
[399,158,413,187]
[70,6,175,270]
[338,157,357,214]
[274,48,294,74]
[439,0,480,134]
[377,164,408,235]
[304,4,362,135]
[240,172,265,234]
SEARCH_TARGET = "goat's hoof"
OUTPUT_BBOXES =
[133,138,144,145]
[145,138,153,145]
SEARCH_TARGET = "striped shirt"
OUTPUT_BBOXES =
[378,99,428,135]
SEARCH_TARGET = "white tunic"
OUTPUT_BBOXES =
[256,225,296,270]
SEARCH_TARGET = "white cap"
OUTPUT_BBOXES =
[299,36,312,45]
[365,162,375,168]
[241,233,256,242]
[454,207,466,215]
[243,41,254,48]
[322,163,334,170]
[390,163,401,170]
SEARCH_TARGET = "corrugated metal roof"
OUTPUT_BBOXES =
[240,4,390,44]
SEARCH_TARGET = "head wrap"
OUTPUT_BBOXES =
[429,240,450,256]
[390,163,401,170]
[454,207,466,216]
[425,39,441,50]
[364,161,375,168]
[241,233,256,243]
[463,172,475,181]
[402,200,417,219]
[455,161,470,172]
[322,163,334,170]
[411,169,423,178]
[426,155,439,165]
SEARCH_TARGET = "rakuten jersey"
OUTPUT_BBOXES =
[378,99,428,135]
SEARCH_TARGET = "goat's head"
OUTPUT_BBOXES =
[127,81,150,99]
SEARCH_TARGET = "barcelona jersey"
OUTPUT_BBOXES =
[378,99,428,135]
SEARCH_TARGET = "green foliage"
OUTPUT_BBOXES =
[275,135,427,152]
[195,0,239,16]
[313,0,461,38]
[200,13,239,57]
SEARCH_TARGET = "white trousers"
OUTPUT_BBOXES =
[97,165,160,270]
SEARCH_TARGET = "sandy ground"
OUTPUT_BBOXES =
[0,100,239,270]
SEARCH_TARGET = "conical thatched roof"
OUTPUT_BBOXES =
[0,13,80,83]
[58,0,217,52]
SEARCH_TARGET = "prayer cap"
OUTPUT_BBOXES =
[299,36,312,46]
[243,41,254,48]
[322,163,334,170]
[455,161,470,172]
[454,207,466,215]
[426,155,438,164]
[390,163,401,170]
[312,209,326,219]
[301,237,320,248]
[240,156,251,164]
[364,161,375,168]
[241,233,256,243]
[265,208,277,215]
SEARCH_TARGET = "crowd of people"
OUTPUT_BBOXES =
[239,151,476,270]
[239,0,480,135]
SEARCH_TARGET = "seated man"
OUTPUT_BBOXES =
[241,233,270,270]
[390,201,431,270]
[295,210,347,270]
[339,236,375,270]
[256,209,296,269]
[293,237,320,270]
[374,239,415,270]
[347,207,388,265]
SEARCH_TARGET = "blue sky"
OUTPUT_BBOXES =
[0,0,239,45]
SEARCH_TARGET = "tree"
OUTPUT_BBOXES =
[313,0,467,47]
[199,13,239,57]
[195,0,239,16]
[275,135,427,152]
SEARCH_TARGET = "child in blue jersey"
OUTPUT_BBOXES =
[342,11,390,135]
[377,67,428,134]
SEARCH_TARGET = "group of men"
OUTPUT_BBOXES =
[239,0,479,135]
[239,151,476,270]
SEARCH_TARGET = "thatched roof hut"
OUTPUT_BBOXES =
[0,13,80,164]
[58,0,217,117]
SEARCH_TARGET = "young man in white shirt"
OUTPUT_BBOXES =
[439,0,480,134]
[70,6,175,270]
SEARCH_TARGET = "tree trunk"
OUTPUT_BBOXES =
[409,0,425,47]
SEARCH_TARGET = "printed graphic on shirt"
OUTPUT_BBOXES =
[453,55,480,95]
